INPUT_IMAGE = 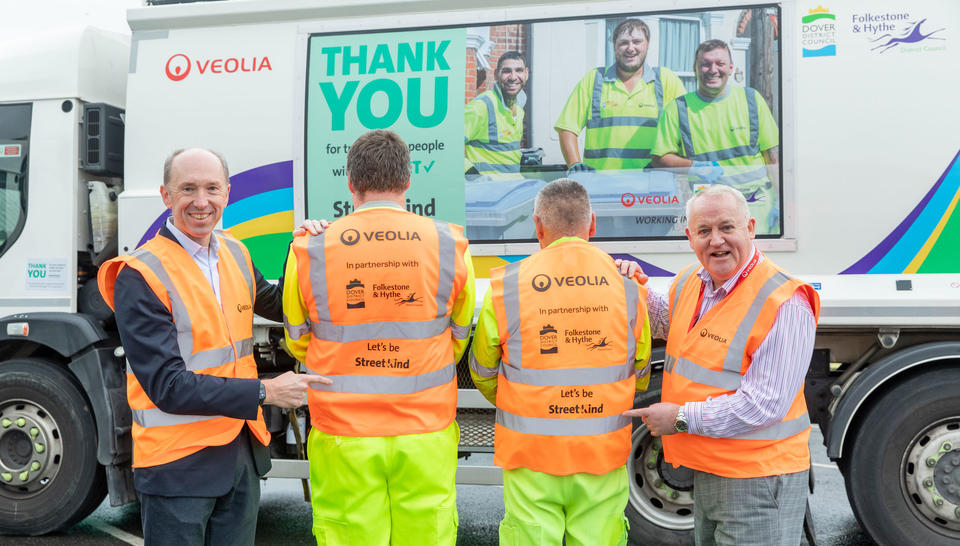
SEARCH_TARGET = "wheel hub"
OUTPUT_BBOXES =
[0,401,60,494]
[627,426,694,530]
[904,418,960,530]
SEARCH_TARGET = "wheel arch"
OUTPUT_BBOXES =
[826,341,960,461]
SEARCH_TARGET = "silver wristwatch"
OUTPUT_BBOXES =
[674,406,688,433]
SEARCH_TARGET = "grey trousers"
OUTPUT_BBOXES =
[139,439,261,546]
[693,469,808,546]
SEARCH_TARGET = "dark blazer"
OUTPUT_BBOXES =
[113,224,281,496]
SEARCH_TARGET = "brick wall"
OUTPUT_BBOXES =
[465,24,530,102]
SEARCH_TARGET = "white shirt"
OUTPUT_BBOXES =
[165,219,221,305]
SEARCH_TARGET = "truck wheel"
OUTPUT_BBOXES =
[844,368,960,545]
[0,358,107,535]
[625,368,695,546]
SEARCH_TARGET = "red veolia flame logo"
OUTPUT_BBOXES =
[165,54,191,81]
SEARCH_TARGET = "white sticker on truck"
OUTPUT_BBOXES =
[25,258,69,292]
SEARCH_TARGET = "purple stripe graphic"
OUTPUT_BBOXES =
[134,160,294,248]
[610,254,674,277]
[228,161,293,202]
[841,150,959,274]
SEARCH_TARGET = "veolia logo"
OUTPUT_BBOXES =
[165,54,191,81]
[340,229,361,246]
[700,328,728,344]
[532,274,551,292]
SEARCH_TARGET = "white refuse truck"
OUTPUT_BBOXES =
[0,0,957,544]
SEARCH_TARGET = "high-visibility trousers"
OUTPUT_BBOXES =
[499,465,629,546]
[307,421,459,545]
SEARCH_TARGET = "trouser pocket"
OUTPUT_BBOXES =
[313,517,351,546]
[499,514,543,546]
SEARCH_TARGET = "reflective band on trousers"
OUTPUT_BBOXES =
[305,362,455,395]
[500,261,639,371]
[497,410,630,436]
[131,408,224,428]
[132,244,254,371]
[307,214,458,335]
[676,88,759,162]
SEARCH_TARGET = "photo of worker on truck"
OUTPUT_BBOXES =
[304,6,784,244]
[0,0,958,544]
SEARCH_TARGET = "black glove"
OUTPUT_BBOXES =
[567,162,595,175]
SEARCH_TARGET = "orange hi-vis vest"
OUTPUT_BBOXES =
[490,239,648,476]
[661,255,820,478]
[291,202,470,437]
[98,230,270,468]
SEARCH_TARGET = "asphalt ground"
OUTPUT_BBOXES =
[0,429,874,545]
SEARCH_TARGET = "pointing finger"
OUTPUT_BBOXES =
[622,408,649,418]
[303,375,333,385]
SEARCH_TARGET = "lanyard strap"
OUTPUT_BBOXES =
[689,249,760,332]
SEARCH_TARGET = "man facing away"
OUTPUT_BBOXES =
[98,148,328,545]
[471,178,651,545]
[651,39,781,234]
[555,18,686,173]
[465,50,530,178]
[624,184,819,545]
[283,130,476,545]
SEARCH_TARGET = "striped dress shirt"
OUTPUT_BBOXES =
[647,249,816,437]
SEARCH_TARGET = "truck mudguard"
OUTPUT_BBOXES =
[825,341,960,460]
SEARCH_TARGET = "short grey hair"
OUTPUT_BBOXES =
[685,184,751,226]
[533,178,592,236]
[163,148,230,186]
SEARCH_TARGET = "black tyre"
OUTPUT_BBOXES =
[626,352,695,546]
[0,358,107,535]
[844,368,960,546]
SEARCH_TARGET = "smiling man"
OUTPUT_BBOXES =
[622,184,820,546]
[464,50,529,178]
[652,39,781,234]
[98,148,328,545]
[555,18,685,173]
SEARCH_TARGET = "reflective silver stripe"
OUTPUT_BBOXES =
[590,67,604,122]
[497,409,630,436]
[306,232,331,323]
[133,249,194,359]
[284,315,311,339]
[433,220,456,319]
[677,89,760,162]
[501,362,633,387]
[501,261,523,368]
[676,95,696,158]
[451,322,470,340]
[479,93,498,142]
[732,413,810,441]
[310,315,449,343]
[185,344,239,372]
[219,232,255,305]
[652,66,664,114]
[306,362,455,395]
[583,148,651,160]
[671,355,742,391]
[466,140,522,152]
[670,266,698,323]
[720,272,791,374]
[469,353,499,378]
[585,116,658,129]
[664,353,676,374]
[235,337,254,358]
[636,362,651,379]
[472,162,521,173]
[130,408,224,428]
[624,278,639,373]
